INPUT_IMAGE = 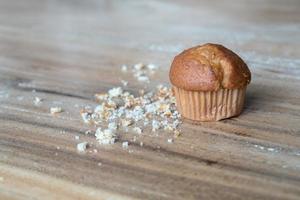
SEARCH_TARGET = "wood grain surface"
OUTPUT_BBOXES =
[1,0,300,199]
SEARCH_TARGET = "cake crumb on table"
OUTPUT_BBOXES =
[77,142,88,152]
[147,63,158,71]
[78,63,182,147]
[108,122,118,131]
[122,141,129,149]
[80,110,92,124]
[121,64,128,72]
[95,128,117,145]
[137,75,150,82]
[133,127,142,134]
[152,120,161,132]
[174,130,181,138]
[50,107,63,114]
[134,63,145,70]
[132,136,137,142]
[108,87,123,97]
[121,80,128,86]
[34,97,42,105]
[121,119,133,127]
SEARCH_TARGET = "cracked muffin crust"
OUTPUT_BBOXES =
[169,43,251,91]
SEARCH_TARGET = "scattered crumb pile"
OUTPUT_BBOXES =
[80,84,182,145]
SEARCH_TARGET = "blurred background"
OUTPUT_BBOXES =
[1,0,299,116]
[1,0,299,95]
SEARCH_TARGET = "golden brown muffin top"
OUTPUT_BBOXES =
[169,43,251,91]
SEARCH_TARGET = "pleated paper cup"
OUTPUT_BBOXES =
[173,86,246,122]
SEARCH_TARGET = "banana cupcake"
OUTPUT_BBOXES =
[169,43,251,122]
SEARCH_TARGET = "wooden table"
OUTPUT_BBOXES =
[1,0,300,199]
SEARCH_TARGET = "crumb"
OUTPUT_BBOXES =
[77,142,88,152]
[152,120,161,132]
[97,162,102,166]
[121,80,128,86]
[80,110,92,124]
[254,144,265,150]
[108,122,118,131]
[94,105,104,113]
[132,136,137,142]
[108,87,123,97]
[140,141,144,147]
[164,124,173,131]
[128,149,134,153]
[137,75,149,82]
[174,130,181,138]
[50,107,63,114]
[121,119,133,127]
[133,127,142,134]
[267,147,275,152]
[147,63,158,70]
[122,141,129,149]
[138,89,145,96]
[75,135,80,140]
[167,138,173,143]
[134,63,145,70]
[95,128,116,145]
[56,146,60,150]
[85,130,92,135]
[34,97,42,105]
[121,64,128,72]
[95,93,108,101]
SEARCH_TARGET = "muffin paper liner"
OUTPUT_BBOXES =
[173,86,246,121]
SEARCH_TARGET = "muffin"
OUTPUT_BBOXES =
[169,43,251,122]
